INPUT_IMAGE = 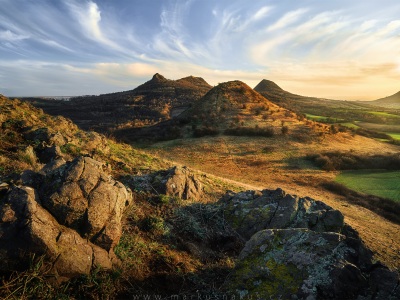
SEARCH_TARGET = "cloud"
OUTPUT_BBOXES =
[0,30,29,41]
[267,8,308,32]
[65,0,121,50]
[253,6,273,21]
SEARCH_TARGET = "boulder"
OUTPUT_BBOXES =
[0,186,117,281]
[153,166,203,200]
[227,228,399,299]
[40,156,133,250]
[221,188,344,240]
[222,188,400,299]
[0,156,132,281]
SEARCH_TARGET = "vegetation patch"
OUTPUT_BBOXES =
[335,170,400,202]
[224,126,274,137]
[307,151,400,171]
[321,181,400,224]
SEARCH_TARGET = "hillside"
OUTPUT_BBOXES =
[370,90,400,108]
[114,80,332,142]
[255,79,400,141]
[21,73,212,132]
[1,94,400,299]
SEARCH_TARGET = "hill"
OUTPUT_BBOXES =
[1,94,400,299]
[254,79,400,141]
[114,80,332,142]
[21,73,212,132]
[370,90,400,108]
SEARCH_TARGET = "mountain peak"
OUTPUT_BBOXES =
[254,79,283,92]
[151,73,168,82]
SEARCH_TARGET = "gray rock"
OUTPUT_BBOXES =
[222,188,399,299]
[221,189,344,240]
[141,166,203,200]
[227,228,398,299]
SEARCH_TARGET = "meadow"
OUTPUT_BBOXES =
[335,170,400,202]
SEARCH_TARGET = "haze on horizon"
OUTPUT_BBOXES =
[0,0,399,100]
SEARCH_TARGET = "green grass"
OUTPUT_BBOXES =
[386,133,400,140]
[305,113,344,122]
[339,122,360,129]
[368,111,400,118]
[335,170,400,202]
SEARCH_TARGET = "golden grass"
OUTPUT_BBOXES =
[142,132,400,270]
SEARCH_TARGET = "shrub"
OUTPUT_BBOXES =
[224,126,274,137]
[281,125,289,135]
[193,126,219,138]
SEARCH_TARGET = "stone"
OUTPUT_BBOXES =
[146,166,203,200]
[227,228,398,299]
[40,156,133,250]
[0,186,115,281]
[221,189,344,240]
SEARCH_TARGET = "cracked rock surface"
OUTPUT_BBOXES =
[0,156,132,281]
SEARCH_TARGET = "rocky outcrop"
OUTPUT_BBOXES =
[132,166,203,201]
[0,156,132,281]
[37,156,132,250]
[221,188,344,240]
[222,189,400,299]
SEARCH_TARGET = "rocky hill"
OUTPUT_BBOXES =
[22,73,212,132]
[114,80,332,142]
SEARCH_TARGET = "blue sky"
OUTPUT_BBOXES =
[0,0,399,99]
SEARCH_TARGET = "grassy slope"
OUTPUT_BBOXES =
[142,131,400,270]
[336,170,400,202]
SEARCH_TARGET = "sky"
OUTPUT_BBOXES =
[0,0,399,100]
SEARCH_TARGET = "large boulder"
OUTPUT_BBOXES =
[221,188,344,240]
[0,156,133,281]
[227,228,399,299]
[39,156,133,250]
[222,189,400,299]
[0,186,117,282]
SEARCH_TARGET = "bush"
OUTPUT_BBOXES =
[307,151,400,171]
[193,126,219,138]
[224,126,274,137]
[281,125,289,135]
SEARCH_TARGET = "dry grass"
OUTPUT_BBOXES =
[143,131,400,270]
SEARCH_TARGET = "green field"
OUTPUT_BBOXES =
[305,113,344,122]
[335,170,400,202]
[368,111,400,118]
[387,133,400,140]
[339,122,360,129]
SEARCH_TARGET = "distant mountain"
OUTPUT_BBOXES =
[22,73,212,132]
[370,91,400,109]
[254,79,324,104]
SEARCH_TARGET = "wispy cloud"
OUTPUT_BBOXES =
[65,1,119,50]
[267,8,308,32]
[0,30,29,41]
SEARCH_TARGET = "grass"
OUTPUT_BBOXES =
[387,133,400,140]
[368,111,400,118]
[335,170,400,202]
[305,113,344,122]
[339,122,360,129]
